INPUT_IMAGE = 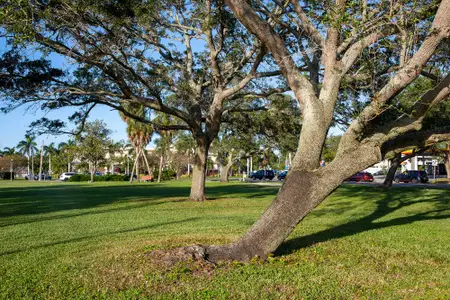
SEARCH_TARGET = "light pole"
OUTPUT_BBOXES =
[10,158,13,181]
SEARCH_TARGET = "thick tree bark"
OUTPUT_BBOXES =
[189,144,209,201]
[205,171,328,261]
[383,153,402,187]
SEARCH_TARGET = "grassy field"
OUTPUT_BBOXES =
[1,180,450,299]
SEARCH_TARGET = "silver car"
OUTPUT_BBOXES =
[59,172,77,181]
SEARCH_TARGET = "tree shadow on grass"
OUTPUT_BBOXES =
[0,217,200,256]
[275,186,450,257]
[0,182,278,226]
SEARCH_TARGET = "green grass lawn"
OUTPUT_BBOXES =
[1,180,450,299]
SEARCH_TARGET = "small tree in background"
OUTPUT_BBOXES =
[77,121,112,182]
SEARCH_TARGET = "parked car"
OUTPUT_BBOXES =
[346,172,374,182]
[59,172,77,181]
[25,174,51,180]
[394,170,428,183]
[249,170,275,180]
[34,174,52,180]
[277,170,288,181]
[87,171,103,176]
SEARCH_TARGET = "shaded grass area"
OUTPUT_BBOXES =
[1,180,450,298]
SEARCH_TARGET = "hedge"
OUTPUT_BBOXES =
[153,169,176,181]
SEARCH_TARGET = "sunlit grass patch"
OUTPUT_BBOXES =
[1,181,450,298]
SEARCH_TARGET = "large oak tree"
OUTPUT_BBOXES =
[0,0,285,201]
[200,0,450,261]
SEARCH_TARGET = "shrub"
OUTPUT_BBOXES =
[153,169,176,181]
[0,172,15,180]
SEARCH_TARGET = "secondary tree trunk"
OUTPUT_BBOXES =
[31,155,34,181]
[157,154,163,183]
[49,154,52,178]
[90,164,94,182]
[220,164,232,182]
[187,155,191,176]
[189,144,209,201]
[136,150,141,182]
[129,150,139,183]
[383,153,402,187]
[445,151,450,179]
[142,151,153,178]
[220,153,233,183]
[38,144,44,182]
[27,155,30,179]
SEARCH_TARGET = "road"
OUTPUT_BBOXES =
[240,175,450,189]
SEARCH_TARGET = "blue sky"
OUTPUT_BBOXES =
[0,38,132,149]
[0,30,340,150]
[0,104,129,149]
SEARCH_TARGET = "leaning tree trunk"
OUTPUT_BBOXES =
[189,144,209,201]
[198,143,381,262]
[129,148,141,183]
[205,170,342,261]
[220,154,234,183]
[383,153,402,187]
[142,150,153,178]
[136,150,141,182]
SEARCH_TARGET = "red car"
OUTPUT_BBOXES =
[347,172,374,182]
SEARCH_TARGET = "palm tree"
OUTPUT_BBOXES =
[2,147,16,156]
[16,134,38,179]
[44,142,58,178]
[120,104,154,182]
[2,147,17,155]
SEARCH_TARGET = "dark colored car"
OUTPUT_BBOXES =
[249,170,275,180]
[347,172,374,182]
[34,174,52,180]
[394,170,428,183]
[277,170,288,181]
[25,174,52,180]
